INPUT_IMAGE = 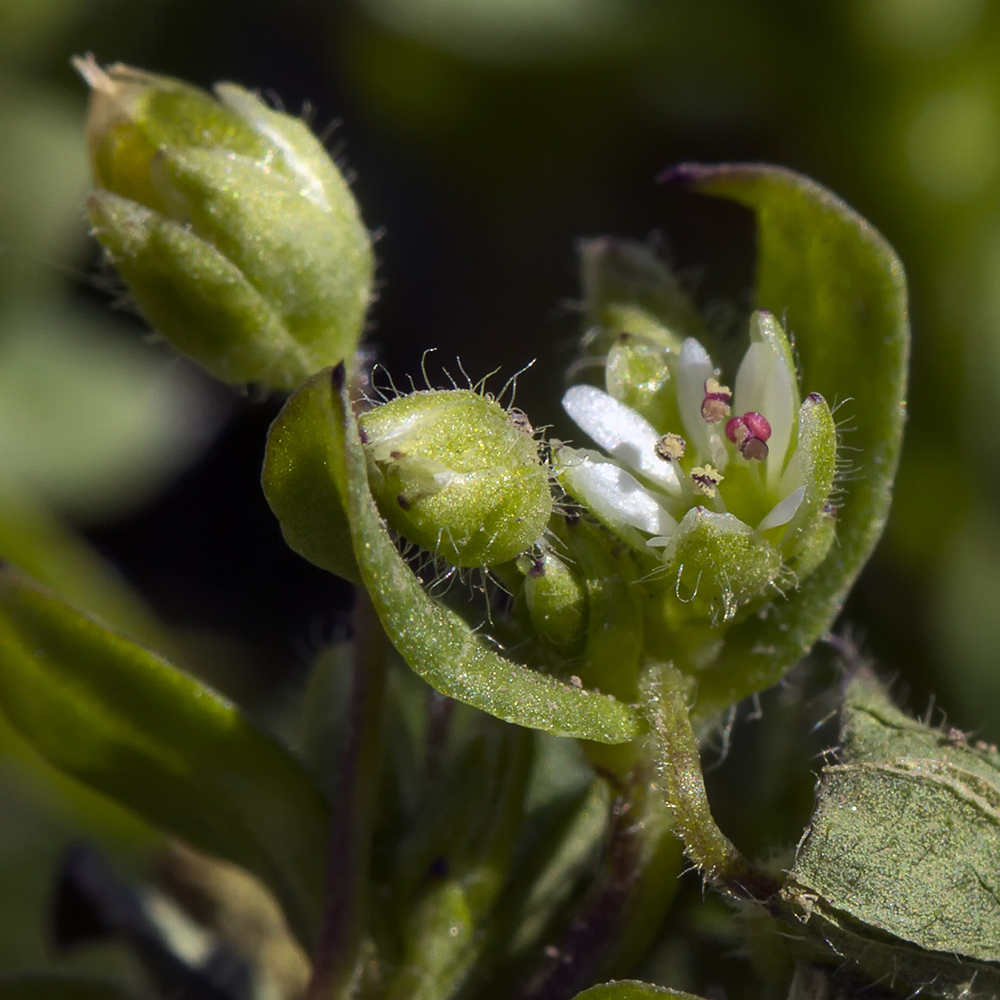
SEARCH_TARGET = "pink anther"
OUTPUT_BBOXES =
[725,411,772,461]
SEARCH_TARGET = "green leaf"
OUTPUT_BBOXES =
[572,980,710,1000]
[666,165,909,714]
[0,483,170,654]
[262,369,359,582]
[778,670,1000,998]
[0,570,329,948]
[264,367,645,743]
[0,975,135,1000]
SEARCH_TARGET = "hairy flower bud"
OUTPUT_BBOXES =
[357,390,552,567]
[75,56,373,390]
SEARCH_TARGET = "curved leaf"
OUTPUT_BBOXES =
[264,368,645,743]
[665,165,909,713]
[0,570,329,947]
[261,370,358,582]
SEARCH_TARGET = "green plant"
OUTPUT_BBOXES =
[3,58,994,1000]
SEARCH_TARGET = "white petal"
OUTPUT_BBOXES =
[677,338,728,468]
[733,313,797,485]
[756,485,806,532]
[560,452,678,537]
[562,384,681,494]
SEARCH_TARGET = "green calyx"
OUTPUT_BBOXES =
[75,55,373,390]
[358,389,553,568]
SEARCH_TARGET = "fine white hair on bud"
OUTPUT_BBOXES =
[357,388,553,568]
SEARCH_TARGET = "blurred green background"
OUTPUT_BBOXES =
[2,0,1000,988]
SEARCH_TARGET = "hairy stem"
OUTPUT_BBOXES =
[642,662,778,900]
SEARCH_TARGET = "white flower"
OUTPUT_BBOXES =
[553,310,836,617]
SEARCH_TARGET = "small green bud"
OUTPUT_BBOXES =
[578,237,706,358]
[357,390,552,567]
[75,56,373,390]
[605,331,682,434]
[516,550,588,649]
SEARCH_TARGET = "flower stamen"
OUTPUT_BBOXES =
[726,411,771,461]
[700,377,732,423]
[654,433,686,462]
[691,464,724,497]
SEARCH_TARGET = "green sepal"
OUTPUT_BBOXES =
[87,191,313,388]
[659,508,782,626]
[0,570,329,948]
[664,164,909,714]
[572,982,711,1000]
[780,391,837,569]
[264,367,645,743]
[158,144,371,370]
[80,60,267,219]
[262,368,359,582]
[777,670,1000,996]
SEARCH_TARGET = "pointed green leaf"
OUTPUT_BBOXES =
[666,165,909,713]
[0,570,329,947]
[264,368,645,743]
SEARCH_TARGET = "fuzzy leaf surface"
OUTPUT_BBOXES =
[779,671,1000,998]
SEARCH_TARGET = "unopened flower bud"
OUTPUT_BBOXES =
[357,390,553,567]
[75,56,373,390]
[515,550,588,650]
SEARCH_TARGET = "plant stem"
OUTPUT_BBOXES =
[642,662,778,901]
[307,590,388,1000]
[510,767,681,1000]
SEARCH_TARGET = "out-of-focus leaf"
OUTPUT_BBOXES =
[0,975,134,999]
[666,165,909,714]
[385,723,533,1000]
[571,980,710,1000]
[0,571,329,948]
[264,367,645,743]
[0,483,169,654]
[778,669,1000,998]
[0,309,225,522]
